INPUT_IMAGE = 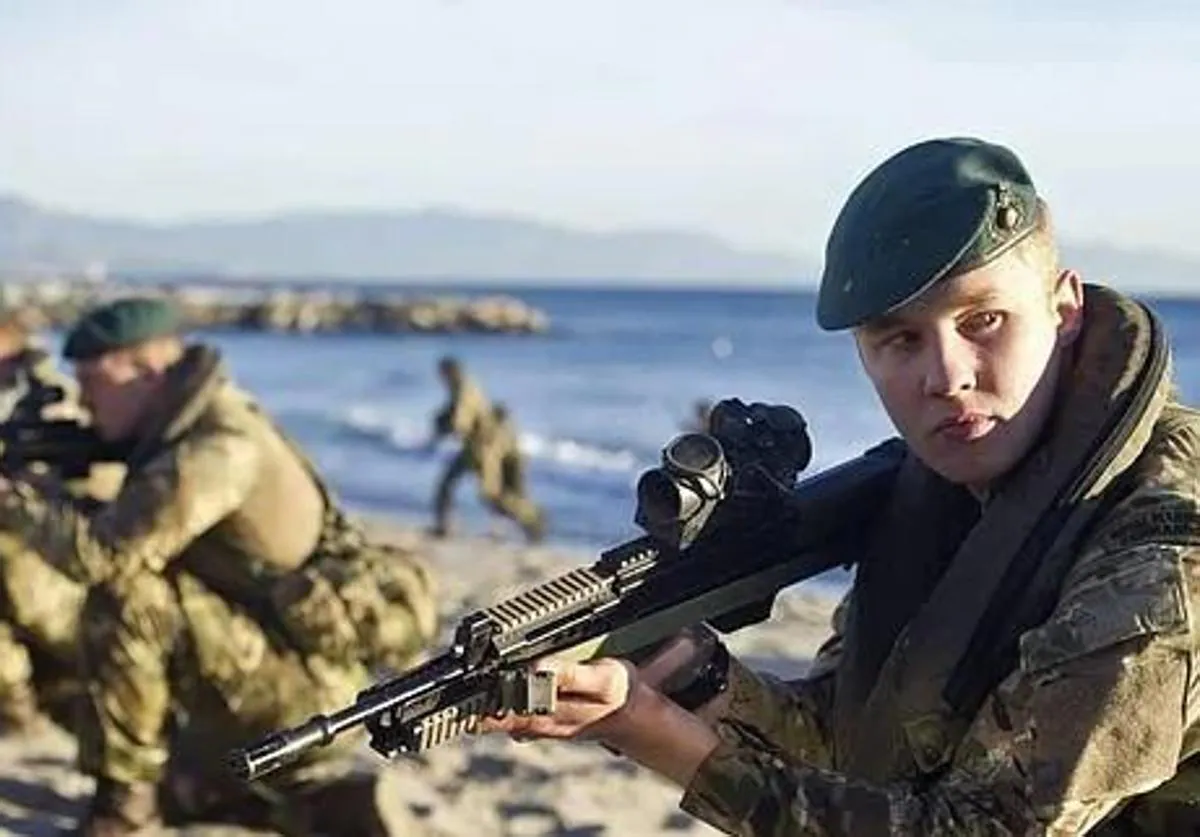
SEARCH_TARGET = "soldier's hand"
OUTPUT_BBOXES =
[479,658,636,742]
[479,657,723,788]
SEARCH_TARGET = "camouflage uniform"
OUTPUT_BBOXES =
[676,294,1200,836]
[432,371,544,541]
[0,348,123,730]
[0,343,436,830]
[672,140,1200,835]
[477,406,545,541]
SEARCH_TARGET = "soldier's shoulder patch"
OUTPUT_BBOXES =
[1092,490,1200,553]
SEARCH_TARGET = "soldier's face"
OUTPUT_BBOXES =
[853,252,1084,493]
[74,352,159,442]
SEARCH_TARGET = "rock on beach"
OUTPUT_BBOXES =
[0,281,550,336]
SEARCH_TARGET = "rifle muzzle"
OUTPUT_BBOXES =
[226,714,337,781]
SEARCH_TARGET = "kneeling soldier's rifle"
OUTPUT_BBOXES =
[228,398,905,781]
[0,385,130,479]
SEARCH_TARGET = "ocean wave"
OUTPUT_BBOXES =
[340,404,643,474]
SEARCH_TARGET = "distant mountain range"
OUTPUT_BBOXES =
[1056,241,1200,296]
[1,193,1197,290]
[0,194,810,284]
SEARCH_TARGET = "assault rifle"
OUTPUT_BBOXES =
[228,398,906,781]
[0,385,130,480]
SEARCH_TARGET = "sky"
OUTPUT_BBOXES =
[4,0,1200,267]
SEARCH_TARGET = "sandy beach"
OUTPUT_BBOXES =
[0,517,838,837]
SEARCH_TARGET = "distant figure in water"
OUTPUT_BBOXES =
[426,356,546,543]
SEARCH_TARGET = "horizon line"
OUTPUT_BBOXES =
[5,270,1200,301]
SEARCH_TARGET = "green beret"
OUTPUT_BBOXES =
[816,137,1040,331]
[62,297,182,361]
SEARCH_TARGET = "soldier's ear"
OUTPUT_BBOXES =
[1052,269,1084,347]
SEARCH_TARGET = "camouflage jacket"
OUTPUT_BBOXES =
[435,374,494,449]
[679,289,1200,836]
[0,345,331,603]
[480,413,520,459]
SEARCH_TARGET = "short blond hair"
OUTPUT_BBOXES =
[1014,198,1059,279]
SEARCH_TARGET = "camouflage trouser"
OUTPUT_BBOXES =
[0,532,87,726]
[433,447,543,535]
[0,467,128,728]
[78,569,371,794]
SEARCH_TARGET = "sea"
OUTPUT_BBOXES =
[41,284,1200,596]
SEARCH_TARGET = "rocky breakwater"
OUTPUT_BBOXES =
[0,281,551,336]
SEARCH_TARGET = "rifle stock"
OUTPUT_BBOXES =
[228,433,905,782]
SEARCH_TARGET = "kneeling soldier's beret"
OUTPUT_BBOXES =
[62,297,182,361]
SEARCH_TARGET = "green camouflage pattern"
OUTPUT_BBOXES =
[0,529,85,725]
[76,568,368,787]
[678,344,1200,831]
[433,371,494,530]
[474,407,544,535]
[0,345,437,786]
[434,371,494,447]
[268,510,439,673]
[0,349,120,725]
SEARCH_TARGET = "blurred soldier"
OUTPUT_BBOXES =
[480,403,546,544]
[0,308,79,423]
[0,297,438,836]
[428,356,546,543]
[0,310,124,734]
